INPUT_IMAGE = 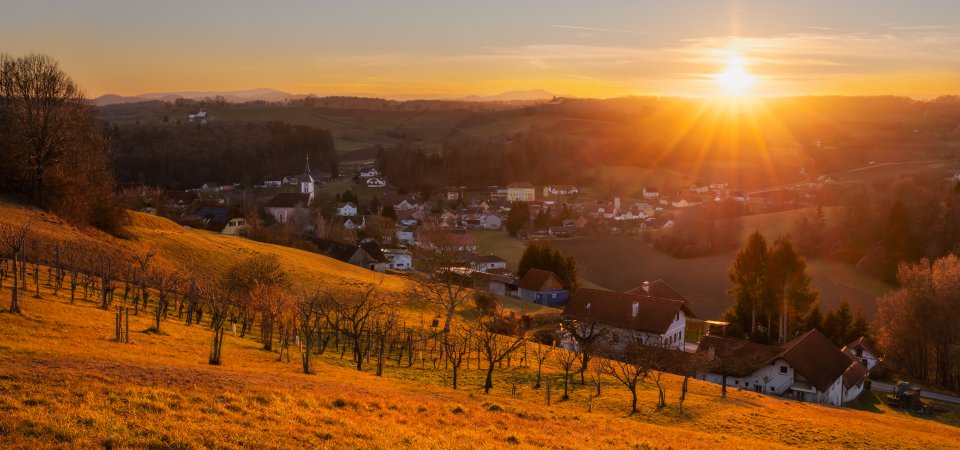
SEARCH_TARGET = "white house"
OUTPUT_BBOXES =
[471,255,508,272]
[507,182,536,202]
[336,203,359,217]
[366,177,387,188]
[690,183,710,194]
[562,285,694,351]
[479,213,503,230]
[642,187,660,199]
[842,337,882,371]
[359,167,380,178]
[395,228,415,244]
[383,249,413,271]
[696,330,868,406]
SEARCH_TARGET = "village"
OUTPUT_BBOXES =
[119,156,897,409]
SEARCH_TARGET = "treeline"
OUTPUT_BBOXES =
[794,175,960,283]
[108,121,337,189]
[875,255,960,391]
[0,54,125,231]
[375,134,589,191]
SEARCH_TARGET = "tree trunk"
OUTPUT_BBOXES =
[631,387,638,414]
[10,251,20,314]
[484,360,495,394]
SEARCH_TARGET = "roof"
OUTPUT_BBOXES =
[841,336,881,359]
[624,280,686,302]
[508,182,535,189]
[562,288,693,335]
[843,355,870,388]
[779,329,856,392]
[314,238,366,263]
[358,241,387,262]
[696,335,783,377]
[517,268,566,292]
[476,255,507,264]
[697,329,861,392]
[266,193,311,208]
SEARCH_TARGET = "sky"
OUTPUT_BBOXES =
[2,0,960,99]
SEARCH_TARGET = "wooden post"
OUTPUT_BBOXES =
[546,381,551,405]
[125,308,130,343]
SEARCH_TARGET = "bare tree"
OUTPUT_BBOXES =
[0,223,30,314]
[408,223,476,332]
[443,326,471,389]
[563,319,606,384]
[200,279,234,365]
[529,331,556,389]
[330,282,390,371]
[148,267,181,333]
[473,312,529,395]
[601,342,654,414]
[295,289,327,374]
[553,344,580,401]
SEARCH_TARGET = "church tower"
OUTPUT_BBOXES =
[300,155,315,203]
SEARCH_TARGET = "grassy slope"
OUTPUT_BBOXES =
[1,286,957,449]
[1,201,957,448]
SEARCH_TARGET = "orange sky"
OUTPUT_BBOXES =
[3,1,959,99]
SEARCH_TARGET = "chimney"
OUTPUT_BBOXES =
[642,281,650,293]
[631,301,639,318]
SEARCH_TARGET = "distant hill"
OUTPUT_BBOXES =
[92,88,303,106]
[455,89,555,102]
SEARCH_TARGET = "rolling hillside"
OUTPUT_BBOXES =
[0,200,957,448]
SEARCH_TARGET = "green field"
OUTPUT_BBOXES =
[543,207,891,320]
[470,230,527,271]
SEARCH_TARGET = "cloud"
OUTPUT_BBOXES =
[552,24,647,35]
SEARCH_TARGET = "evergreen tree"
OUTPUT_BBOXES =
[505,201,530,236]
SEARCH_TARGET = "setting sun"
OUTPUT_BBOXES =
[713,55,757,96]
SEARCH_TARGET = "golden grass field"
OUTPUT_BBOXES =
[1,200,959,448]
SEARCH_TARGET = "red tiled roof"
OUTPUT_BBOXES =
[563,288,693,335]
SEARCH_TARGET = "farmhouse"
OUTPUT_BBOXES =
[642,187,660,199]
[695,329,868,406]
[188,206,246,235]
[562,287,693,351]
[314,238,386,272]
[516,268,569,306]
[507,182,536,202]
[842,337,882,371]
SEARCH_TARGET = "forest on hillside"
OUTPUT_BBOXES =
[107,121,337,189]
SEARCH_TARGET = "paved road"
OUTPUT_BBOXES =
[871,381,960,404]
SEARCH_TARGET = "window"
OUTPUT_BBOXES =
[779,366,788,375]
[770,387,776,392]
[734,380,739,385]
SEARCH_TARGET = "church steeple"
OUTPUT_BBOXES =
[301,154,315,203]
